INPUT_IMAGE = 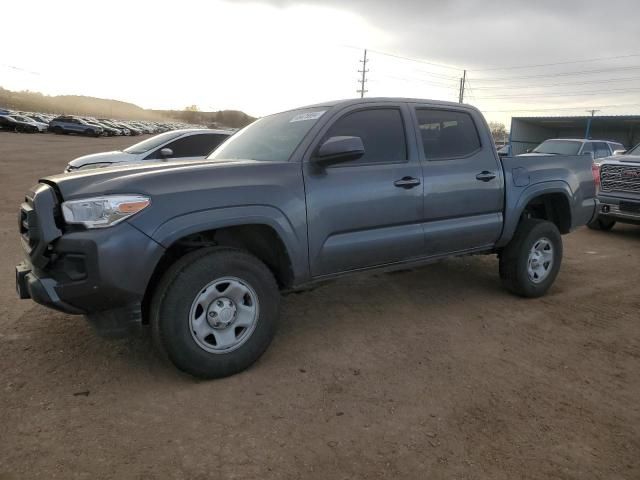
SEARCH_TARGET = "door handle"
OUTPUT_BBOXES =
[394,177,421,189]
[476,171,496,182]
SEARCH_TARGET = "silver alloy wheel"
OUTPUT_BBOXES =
[527,237,554,284]
[189,276,259,354]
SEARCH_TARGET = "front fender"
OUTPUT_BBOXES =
[150,205,309,283]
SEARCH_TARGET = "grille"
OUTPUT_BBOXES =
[600,164,640,194]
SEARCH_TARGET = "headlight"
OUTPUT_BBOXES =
[61,195,150,228]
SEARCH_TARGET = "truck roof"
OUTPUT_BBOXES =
[295,97,479,112]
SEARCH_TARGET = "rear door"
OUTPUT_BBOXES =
[303,103,425,277]
[411,105,504,255]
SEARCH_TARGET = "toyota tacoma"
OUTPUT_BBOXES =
[16,98,598,378]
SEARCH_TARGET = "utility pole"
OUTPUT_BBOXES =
[585,109,600,139]
[458,69,467,104]
[357,49,369,98]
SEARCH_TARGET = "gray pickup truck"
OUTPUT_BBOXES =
[589,143,640,230]
[16,98,597,378]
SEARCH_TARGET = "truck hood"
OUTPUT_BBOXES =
[41,157,304,242]
[66,151,137,169]
[43,158,265,200]
[599,154,640,165]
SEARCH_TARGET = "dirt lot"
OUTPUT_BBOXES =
[0,132,639,479]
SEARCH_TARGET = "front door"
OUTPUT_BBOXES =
[303,105,425,277]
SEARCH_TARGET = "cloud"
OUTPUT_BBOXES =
[235,0,640,67]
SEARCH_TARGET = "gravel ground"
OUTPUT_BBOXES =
[1,132,639,479]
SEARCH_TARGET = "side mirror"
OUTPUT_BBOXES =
[315,136,364,164]
[583,151,595,160]
[526,148,532,153]
[159,147,173,158]
[613,149,626,156]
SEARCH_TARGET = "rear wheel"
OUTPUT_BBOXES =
[151,247,279,379]
[587,217,616,231]
[499,219,562,298]
[52,126,63,134]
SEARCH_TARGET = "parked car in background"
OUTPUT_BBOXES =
[65,128,232,171]
[0,115,40,133]
[99,119,130,135]
[117,121,143,135]
[589,142,640,230]
[497,144,510,157]
[10,115,48,132]
[520,138,625,162]
[17,98,598,378]
[49,116,104,137]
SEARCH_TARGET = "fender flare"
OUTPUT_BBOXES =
[150,205,308,281]
[497,180,574,247]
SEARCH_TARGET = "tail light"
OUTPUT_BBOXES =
[591,163,600,192]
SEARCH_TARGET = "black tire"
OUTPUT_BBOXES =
[499,219,562,298]
[150,247,279,379]
[52,126,63,134]
[587,217,616,231]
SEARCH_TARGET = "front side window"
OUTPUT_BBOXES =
[125,131,187,154]
[147,133,230,159]
[581,142,594,154]
[593,142,611,159]
[416,109,481,160]
[322,108,407,165]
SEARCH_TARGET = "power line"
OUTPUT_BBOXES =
[472,86,640,100]
[468,75,640,90]
[343,45,463,72]
[375,73,458,89]
[472,52,640,72]
[479,103,640,113]
[470,64,640,83]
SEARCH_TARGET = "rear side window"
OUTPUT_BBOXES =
[323,108,407,164]
[416,109,481,160]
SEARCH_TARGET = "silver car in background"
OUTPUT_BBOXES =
[65,128,233,171]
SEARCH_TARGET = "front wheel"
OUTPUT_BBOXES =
[151,247,279,379]
[499,219,562,298]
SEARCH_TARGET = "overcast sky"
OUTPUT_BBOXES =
[4,0,640,124]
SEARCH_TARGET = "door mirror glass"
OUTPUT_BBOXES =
[315,136,365,163]
[159,147,173,158]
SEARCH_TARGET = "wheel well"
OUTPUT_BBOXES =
[522,193,572,234]
[141,224,294,324]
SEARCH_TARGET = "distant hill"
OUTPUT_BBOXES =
[0,86,256,128]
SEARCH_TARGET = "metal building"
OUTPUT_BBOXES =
[509,115,640,155]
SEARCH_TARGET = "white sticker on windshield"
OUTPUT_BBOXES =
[289,111,326,123]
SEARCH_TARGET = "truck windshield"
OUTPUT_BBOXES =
[627,143,640,155]
[533,140,582,155]
[124,131,186,154]
[207,108,327,162]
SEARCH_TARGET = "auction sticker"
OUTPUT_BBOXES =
[290,111,326,122]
